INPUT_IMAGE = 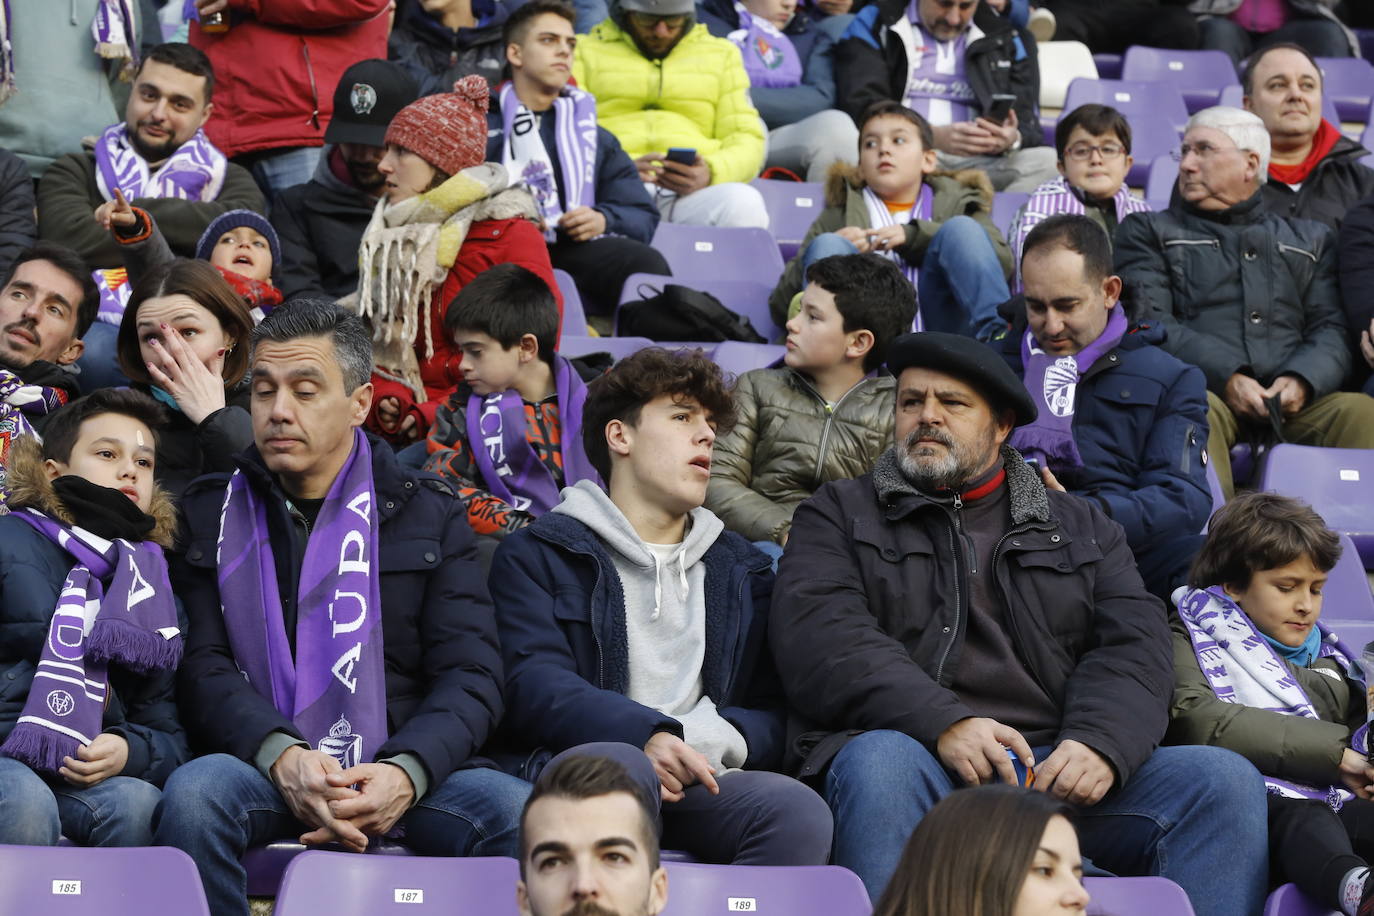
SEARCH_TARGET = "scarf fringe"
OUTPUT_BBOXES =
[0,723,78,774]
[86,618,182,673]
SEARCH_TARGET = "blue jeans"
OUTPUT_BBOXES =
[0,754,161,846]
[802,216,1010,341]
[1199,15,1352,65]
[824,730,1268,915]
[75,321,130,392]
[152,753,530,916]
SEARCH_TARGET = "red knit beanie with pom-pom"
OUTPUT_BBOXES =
[383,75,490,177]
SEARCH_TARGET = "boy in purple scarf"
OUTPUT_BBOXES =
[424,263,601,542]
[0,387,187,847]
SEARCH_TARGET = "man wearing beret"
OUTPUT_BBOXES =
[771,330,1268,915]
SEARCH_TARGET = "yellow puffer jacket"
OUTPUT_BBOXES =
[573,19,765,185]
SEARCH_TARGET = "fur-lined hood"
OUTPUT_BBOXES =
[3,436,178,548]
[823,160,995,210]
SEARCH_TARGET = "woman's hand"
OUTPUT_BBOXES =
[145,324,227,425]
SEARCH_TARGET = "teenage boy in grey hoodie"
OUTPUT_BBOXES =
[489,346,832,866]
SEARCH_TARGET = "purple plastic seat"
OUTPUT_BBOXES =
[273,850,519,916]
[1122,46,1240,113]
[751,178,825,262]
[1094,53,1123,79]
[1316,533,1374,628]
[650,222,785,287]
[1264,883,1339,916]
[711,341,786,376]
[991,191,1030,238]
[1146,154,1179,201]
[1083,876,1196,915]
[1122,112,1182,187]
[1063,78,1190,136]
[1201,460,1226,532]
[1258,444,1374,568]
[0,843,210,915]
[243,839,415,898]
[557,335,656,361]
[659,862,869,916]
[616,272,782,342]
[1316,57,1374,123]
[1218,84,1341,128]
[552,268,588,338]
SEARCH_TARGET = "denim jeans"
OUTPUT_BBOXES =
[152,753,530,916]
[802,215,1010,341]
[0,754,161,846]
[1199,15,1352,66]
[74,321,131,392]
[823,730,1268,915]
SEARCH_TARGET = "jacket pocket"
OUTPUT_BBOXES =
[1277,242,1317,263]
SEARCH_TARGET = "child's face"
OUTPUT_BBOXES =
[455,330,524,397]
[859,115,937,203]
[1057,126,1133,203]
[743,0,796,29]
[785,282,857,375]
[45,413,156,513]
[1225,554,1328,648]
[208,227,273,283]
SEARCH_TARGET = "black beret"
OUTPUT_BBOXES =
[886,331,1038,427]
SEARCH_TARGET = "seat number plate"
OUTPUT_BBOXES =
[394,888,424,903]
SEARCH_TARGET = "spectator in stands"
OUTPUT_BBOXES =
[492,0,670,317]
[573,0,771,228]
[113,259,255,497]
[0,149,35,281]
[1242,43,1374,230]
[768,103,1013,340]
[834,0,1057,192]
[1193,0,1359,64]
[36,42,264,392]
[1169,493,1374,916]
[188,0,389,199]
[1000,215,1210,600]
[772,329,1268,911]
[1009,105,1152,291]
[709,254,914,554]
[0,245,98,504]
[518,755,669,916]
[154,301,527,916]
[391,0,529,93]
[351,77,559,446]
[1338,192,1374,396]
[1031,0,1199,53]
[1115,106,1374,499]
[874,786,1090,916]
[490,347,834,867]
[273,60,420,303]
[0,389,185,848]
[698,0,860,182]
[424,264,601,543]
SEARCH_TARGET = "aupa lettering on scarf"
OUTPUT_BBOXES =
[499,83,599,243]
[216,428,387,768]
[94,122,228,204]
[0,510,180,774]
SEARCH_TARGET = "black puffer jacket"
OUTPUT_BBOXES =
[272,148,377,301]
[1263,135,1374,232]
[138,384,254,499]
[388,0,526,93]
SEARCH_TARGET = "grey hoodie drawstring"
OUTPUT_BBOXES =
[649,544,689,622]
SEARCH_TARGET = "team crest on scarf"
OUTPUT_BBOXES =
[1042,358,1079,418]
[753,34,783,69]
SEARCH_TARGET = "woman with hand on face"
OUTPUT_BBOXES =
[115,259,255,496]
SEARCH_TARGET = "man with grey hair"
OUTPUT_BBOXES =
[154,299,531,916]
[1115,105,1374,498]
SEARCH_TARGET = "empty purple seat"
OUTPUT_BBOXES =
[617,272,782,342]
[1063,78,1190,136]
[1083,876,1196,915]
[1264,882,1339,915]
[0,844,210,915]
[1259,444,1374,568]
[991,191,1030,237]
[1147,154,1179,201]
[1317,533,1374,628]
[660,862,869,916]
[1218,84,1341,128]
[1094,53,1123,79]
[1122,46,1240,113]
[552,268,588,338]
[243,839,415,898]
[558,335,656,361]
[711,341,786,376]
[650,222,785,287]
[751,178,826,262]
[1316,57,1374,123]
[1124,112,1182,187]
[273,850,520,916]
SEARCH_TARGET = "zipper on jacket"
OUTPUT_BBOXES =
[806,377,870,489]
[1163,239,1220,249]
[301,40,321,130]
[932,503,965,686]
[951,493,977,576]
[1277,242,1317,263]
[1180,422,1195,476]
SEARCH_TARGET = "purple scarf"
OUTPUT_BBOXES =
[863,183,933,330]
[216,429,387,768]
[499,83,598,244]
[0,369,69,507]
[0,0,137,105]
[465,355,602,517]
[729,2,802,89]
[94,122,227,204]
[1011,306,1128,472]
[0,509,180,774]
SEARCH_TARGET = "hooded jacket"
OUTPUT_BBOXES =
[271,147,379,300]
[1262,134,1374,232]
[489,481,784,773]
[0,437,187,786]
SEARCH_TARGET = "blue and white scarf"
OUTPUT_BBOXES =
[863,183,932,330]
[499,83,598,243]
[93,122,227,204]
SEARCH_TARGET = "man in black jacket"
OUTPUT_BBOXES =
[153,301,528,916]
[834,0,1056,191]
[772,331,1268,912]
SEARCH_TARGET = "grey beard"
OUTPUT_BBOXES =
[897,425,995,492]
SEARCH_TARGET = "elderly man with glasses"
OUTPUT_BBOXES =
[1115,105,1374,498]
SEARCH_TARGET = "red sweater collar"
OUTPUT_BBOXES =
[1269,119,1341,186]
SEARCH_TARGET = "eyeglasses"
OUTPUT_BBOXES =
[1064,143,1125,162]
[626,11,689,28]
[1172,141,1241,162]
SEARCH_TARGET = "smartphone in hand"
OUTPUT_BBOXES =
[665,147,697,165]
[984,94,1016,125]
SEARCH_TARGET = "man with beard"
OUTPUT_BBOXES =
[273,60,420,301]
[0,243,98,504]
[772,330,1269,914]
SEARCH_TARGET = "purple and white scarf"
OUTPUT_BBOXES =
[1175,585,1369,809]
[1010,177,1153,291]
[728,2,802,89]
[466,355,602,516]
[0,369,69,506]
[1010,306,1127,473]
[0,0,138,105]
[216,429,387,768]
[897,7,978,126]
[0,509,180,774]
[94,122,227,204]
[499,83,598,244]
[863,183,932,330]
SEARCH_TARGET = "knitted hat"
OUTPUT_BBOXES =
[195,209,281,268]
[384,76,490,179]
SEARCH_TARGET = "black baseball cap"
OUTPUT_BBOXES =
[886,331,1038,427]
[324,59,420,147]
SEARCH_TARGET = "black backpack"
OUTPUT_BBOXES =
[617,281,766,344]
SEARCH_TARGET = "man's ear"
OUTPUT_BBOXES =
[647,866,669,915]
[1102,274,1123,309]
[515,879,532,916]
[1243,149,1263,185]
[994,407,1015,448]
[199,100,215,126]
[507,40,524,69]
[605,417,632,461]
[54,336,84,366]
[350,381,374,428]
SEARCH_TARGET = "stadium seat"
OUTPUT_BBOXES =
[1316,57,1374,123]
[1362,120,1374,156]
[660,862,870,916]
[712,341,786,376]
[649,223,785,287]
[1094,53,1123,79]
[1063,78,1190,136]
[1146,154,1179,201]
[1258,445,1374,568]
[553,269,588,338]
[557,335,656,361]
[243,839,414,898]
[991,191,1030,238]
[616,272,782,342]
[1218,85,1341,130]
[1039,41,1099,109]
[0,844,210,915]
[751,179,825,262]
[1124,112,1182,187]
[1263,882,1338,916]
[1083,876,1196,915]
[273,851,520,916]
[1201,460,1225,532]
[1122,46,1240,113]
[1318,533,1374,628]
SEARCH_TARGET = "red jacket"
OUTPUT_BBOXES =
[192,0,389,158]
